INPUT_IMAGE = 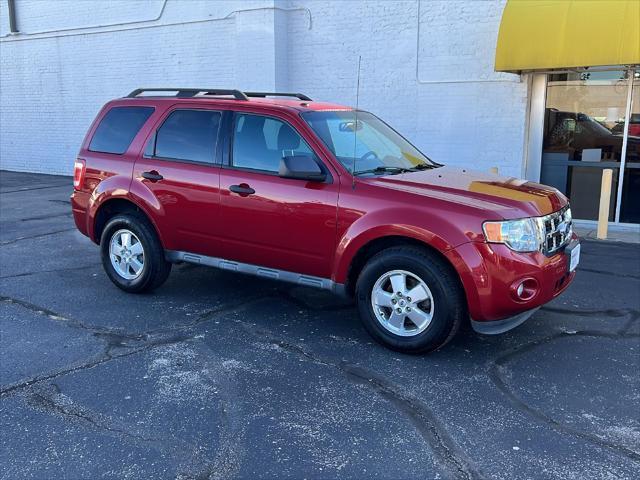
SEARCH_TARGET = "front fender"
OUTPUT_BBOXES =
[332,207,468,284]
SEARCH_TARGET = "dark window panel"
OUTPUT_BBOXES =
[89,107,154,155]
[154,110,221,164]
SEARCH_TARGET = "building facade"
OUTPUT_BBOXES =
[0,0,638,227]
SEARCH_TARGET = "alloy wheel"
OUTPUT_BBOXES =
[370,269,434,337]
[109,229,145,280]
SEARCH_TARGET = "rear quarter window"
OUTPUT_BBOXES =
[89,106,154,154]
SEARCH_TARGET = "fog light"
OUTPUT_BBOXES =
[511,278,539,301]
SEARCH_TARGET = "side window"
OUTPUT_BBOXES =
[89,106,154,154]
[232,114,315,173]
[149,110,221,164]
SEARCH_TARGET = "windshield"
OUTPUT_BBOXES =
[302,110,438,175]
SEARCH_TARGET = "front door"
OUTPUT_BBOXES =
[133,107,224,256]
[218,112,339,279]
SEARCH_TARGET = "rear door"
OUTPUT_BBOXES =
[217,111,340,279]
[132,107,224,256]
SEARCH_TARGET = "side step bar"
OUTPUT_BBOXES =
[165,250,347,296]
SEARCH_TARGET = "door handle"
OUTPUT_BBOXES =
[229,184,255,196]
[141,171,163,182]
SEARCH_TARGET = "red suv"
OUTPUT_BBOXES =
[71,88,580,353]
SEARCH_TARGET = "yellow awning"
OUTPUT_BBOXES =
[495,0,640,72]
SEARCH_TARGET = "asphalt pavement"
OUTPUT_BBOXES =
[1,170,639,480]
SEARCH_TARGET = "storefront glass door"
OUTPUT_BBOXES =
[619,73,640,223]
[540,70,631,221]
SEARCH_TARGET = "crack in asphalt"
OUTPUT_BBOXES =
[0,333,190,398]
[581,250,637,260]
[341,362,482,480]
[16,212,73,222]
[0,295,194,397]
[488,321,640,463]
[0,295,231,477]
[0,184,71,194]
[26,383,161,443]
[22,382,219,476]
[541,306,640,335]
[144,293,273,336]
[1,347,140,398]
[1,291,267,479]
[0,264,100,280]
[0,295,147,341]
[189,399,244,480]
[580,239,637,250]
[577,267,640,280]
[232,317,484,480]
[0,228,76,246]
[0,291,278,398]
[620,314,640,335]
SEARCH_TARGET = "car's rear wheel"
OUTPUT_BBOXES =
[355,246,465,353]
[100,213,171,293]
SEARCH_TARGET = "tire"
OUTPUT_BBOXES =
[100,213,171,293]
[355,246,465,354]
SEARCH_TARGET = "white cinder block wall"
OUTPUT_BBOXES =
[0,0,528,177]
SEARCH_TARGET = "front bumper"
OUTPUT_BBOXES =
[470,307,540,335]
[445,234,579,327]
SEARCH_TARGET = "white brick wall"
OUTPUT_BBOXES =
[0,0,528,177]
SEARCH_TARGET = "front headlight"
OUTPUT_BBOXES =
[483,218,543,252]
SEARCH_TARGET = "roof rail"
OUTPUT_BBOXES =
[126,88,249,100]
[244,92,313,101]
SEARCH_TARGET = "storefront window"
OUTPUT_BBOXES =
[541,71,630,221]
[619,73,640,223]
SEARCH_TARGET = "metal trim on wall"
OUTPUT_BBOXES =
[615,69,635,223]
[524,73,547,182]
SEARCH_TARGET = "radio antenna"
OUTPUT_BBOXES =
[351,55,362,190]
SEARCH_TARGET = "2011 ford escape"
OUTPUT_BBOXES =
[71,88,580,353]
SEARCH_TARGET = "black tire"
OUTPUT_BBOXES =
[355,246,465,354]
[100,213,171,293]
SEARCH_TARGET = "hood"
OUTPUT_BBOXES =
[362,166,567,219]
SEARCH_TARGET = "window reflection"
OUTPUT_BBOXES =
[619,74,640,224]
[541,71,630,221]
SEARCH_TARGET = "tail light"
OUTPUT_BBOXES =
[73,159,86,189]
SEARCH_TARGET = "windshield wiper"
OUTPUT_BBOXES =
[407,163,439,171]
[355,166,411,176]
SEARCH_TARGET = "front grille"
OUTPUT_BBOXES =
[540,205,572,256]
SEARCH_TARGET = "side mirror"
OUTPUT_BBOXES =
[279,156,326,182]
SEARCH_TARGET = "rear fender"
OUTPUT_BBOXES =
[87,175,165,246]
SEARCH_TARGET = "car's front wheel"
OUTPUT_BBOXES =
[355,246,465,353]
[100,213,171,293]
